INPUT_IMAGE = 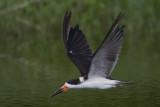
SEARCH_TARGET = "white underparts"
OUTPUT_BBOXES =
[65,77,121,89]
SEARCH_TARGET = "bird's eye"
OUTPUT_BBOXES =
[67,81,71,84]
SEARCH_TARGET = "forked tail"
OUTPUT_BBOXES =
[120,81,134,84]
[118,81,134,85]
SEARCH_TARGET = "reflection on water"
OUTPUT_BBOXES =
[0,52,160,107]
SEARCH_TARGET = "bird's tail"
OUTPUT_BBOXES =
[119,81,134,84]
[113,81,133,87]
[118,81,134,86]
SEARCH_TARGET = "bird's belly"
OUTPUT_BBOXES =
[81,79,118,89]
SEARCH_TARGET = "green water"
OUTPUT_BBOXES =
[0,51,160,107]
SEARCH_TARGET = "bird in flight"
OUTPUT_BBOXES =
[51,11,133,97]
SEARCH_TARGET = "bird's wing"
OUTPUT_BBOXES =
[63,11,93,76]
[88,13,125,79]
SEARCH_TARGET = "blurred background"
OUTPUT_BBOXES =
[0,0,160,106]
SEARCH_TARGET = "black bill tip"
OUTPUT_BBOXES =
[51,88,63,98]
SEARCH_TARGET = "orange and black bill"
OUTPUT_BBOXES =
[51,88,63,98]
[51,85,68,98]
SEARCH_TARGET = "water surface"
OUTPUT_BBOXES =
[0,52,160,107]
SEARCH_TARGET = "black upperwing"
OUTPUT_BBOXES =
[63,11,93,76]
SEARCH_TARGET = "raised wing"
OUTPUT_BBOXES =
[88,13,125,79]
[63,11,93,76]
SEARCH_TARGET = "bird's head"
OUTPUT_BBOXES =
[51,78,82,97]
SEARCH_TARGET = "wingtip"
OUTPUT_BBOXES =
[118,12,125,18]
[116,12,125,22]
[64,11,72,22]
[120,12,125,16]
[65,11,72,17]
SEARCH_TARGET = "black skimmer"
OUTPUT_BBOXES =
[51,11,133,97]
